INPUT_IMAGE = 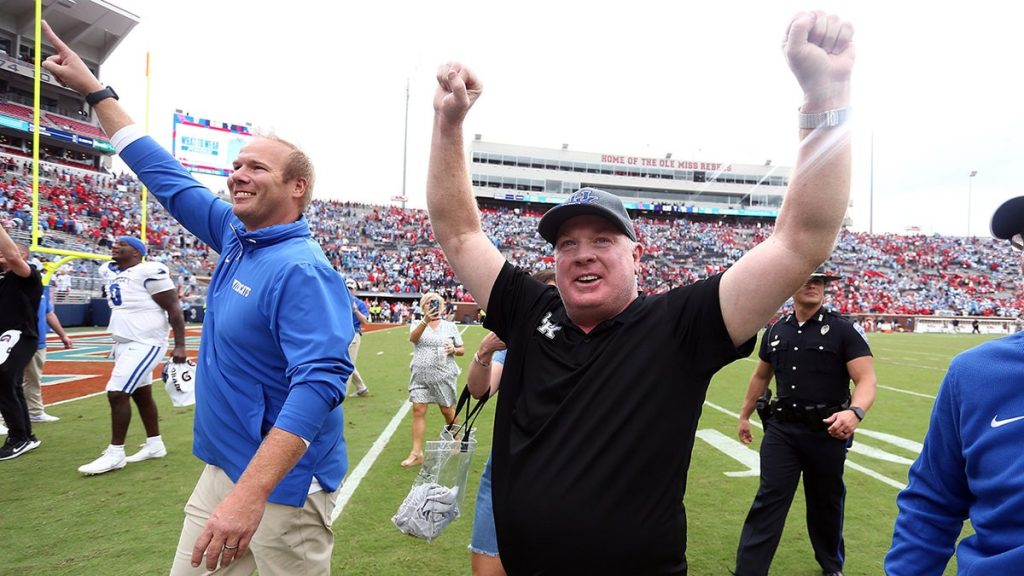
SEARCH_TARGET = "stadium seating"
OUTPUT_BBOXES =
[3,160,1022,319]
[42,112,108,140]
[0,101,34,121]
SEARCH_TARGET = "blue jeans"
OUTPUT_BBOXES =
[469,454,499,556]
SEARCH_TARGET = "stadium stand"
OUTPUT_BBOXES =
[42,111,108,140]
[0,101,34,122]
[3,159,1022,322]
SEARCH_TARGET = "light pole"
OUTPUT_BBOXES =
[967,170,977,237]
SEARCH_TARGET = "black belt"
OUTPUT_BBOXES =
[766,397,850,428]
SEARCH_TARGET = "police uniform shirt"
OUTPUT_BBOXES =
[484,262,755,575]
[760,307,872,405]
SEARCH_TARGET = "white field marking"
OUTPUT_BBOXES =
[331,400,411,525]
[330,324,471,524]
[47,391,106,406]
[872,358,947,372]
[694,429,759,477]
[703,401,907,488]
[848,443,915,465]
[845,460,906,490]
[867,347,952,358]
[40,374,97,387]
[851,429,923,454]
[877,384,936,400]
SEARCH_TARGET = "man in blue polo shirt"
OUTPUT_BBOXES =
[43,22,354,574]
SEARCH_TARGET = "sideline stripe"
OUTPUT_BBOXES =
[48,391,107,406]
[330,324,472,524]
[331,400,411,524]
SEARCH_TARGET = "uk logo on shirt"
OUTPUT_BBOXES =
[537,312,561,340]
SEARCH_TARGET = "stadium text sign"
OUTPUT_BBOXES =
[601,154,732,172]
[172,113,254,177]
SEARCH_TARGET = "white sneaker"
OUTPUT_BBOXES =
[125,442,167,463]
[78,448,127,475]
[30,412,60,423]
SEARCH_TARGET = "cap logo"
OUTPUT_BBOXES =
[565,189,598,206]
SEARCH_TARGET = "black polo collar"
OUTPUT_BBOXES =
[552,292,645,336]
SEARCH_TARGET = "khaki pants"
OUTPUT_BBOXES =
[346,332,364,391]
[21,348,45,417]
[170,465,337,575]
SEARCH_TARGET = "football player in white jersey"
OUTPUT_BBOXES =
[79,237,187,475]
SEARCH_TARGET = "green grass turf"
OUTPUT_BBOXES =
[0,327,992,575]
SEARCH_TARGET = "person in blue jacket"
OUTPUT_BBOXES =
[885,194,1024,575]
[43,22,354,574]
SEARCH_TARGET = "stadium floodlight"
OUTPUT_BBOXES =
[968,170,978,237]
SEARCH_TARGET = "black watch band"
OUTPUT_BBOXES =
[850,405,865,421]
[85,86,119,107]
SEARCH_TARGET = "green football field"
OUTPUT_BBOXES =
[1,326,992,575]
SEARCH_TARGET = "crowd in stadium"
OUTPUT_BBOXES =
[1,153,1021,319]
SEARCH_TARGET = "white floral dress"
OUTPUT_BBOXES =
[408,320,462,406]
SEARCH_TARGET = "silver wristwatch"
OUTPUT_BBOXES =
[799,107,849,130]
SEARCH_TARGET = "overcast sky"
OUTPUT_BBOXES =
[96,0,1024,237]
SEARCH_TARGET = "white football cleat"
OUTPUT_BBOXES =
[125,442,167,463]
[78,448,127,475]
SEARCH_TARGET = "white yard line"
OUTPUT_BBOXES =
[703,401,907,489]
[877,385,935,400]
[330,400,411,524]
[330,324,472,524]
[47,391,107,406]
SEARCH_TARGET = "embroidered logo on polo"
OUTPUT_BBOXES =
[231,279,252,297]
[564,189,597,205]
[990,415,1024,428]
[536,312,561,340]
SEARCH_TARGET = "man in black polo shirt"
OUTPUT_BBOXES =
[733,268,876,576]
[426,11,855,574]
[0,224,43,461]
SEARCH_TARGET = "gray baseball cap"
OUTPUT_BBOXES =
[991,195,1024,240]
[537,187,637,245]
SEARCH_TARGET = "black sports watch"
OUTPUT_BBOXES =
[849,405,865,421]
[85,86,119,106]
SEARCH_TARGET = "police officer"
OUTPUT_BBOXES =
[733,267,877,576]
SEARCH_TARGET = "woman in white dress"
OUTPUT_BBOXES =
[402,292,464,467]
